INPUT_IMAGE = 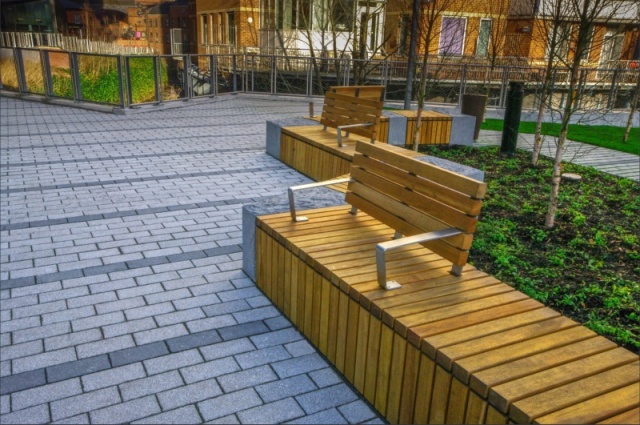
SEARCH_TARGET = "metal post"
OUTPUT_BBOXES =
[458,63,467,106]
[14,48,27,94]
[271,54,276,94]
[70,52,82,101]
[153,56,161,103]
[125,56,133,106]
[232,54,238,92]
[209,55,216,96]
[40,50,53,97]
[306,57,312,97]
[500,81,524,156]
[117,55,126,108]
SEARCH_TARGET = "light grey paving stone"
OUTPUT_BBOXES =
[285,407,348,424]
[167,329,221,353]
[117,283,164,300]
[190,281,235,297]
[0,311,10,323]
[217,365,278,393]
[155,308,206,327]
[132,405,203,424]
[202,300,251,317]
[157,379,223,411]
[338,400,378,423]
[12,322,70,344]
[163,276,207,291]
[250,328,303,349]
[285,340,316,358]
[39,286,89,303]
[11,282,61,299]
[0,404,50,424]
[235,345,291,370]
[51,414,90,424]
[232,306,280,324]
[173,294,221,310]
[255,374,318,403]
[42,305,94,325]
[361,417,386,424]
[125,302,174,321]
[119,370,183,401]
[186,315,238,334]
[264,316,292,331]
[205,414,240,424]
[12,347,76,374]
[308,368,343,388]
[71,311,124,332]
[102,317,157,338]
[246,295,271,308]
[217,287,261,302]
[199,338,256,361]
[0,334,10,347]
[95,296,146,314]
[271,353,328,379]
[295,383,359,415]
[50,387,121,422]
[82,363,147,392]
[0,294,38,310]
[11,378,82,411]
[197,388,262,422]
[67,291,117,309]
[0,395,9,414]
[217,320,269,341]
[77,335,135,358]
[144,348,203,375]
[145,288,191,305]
[89,278,136,294]
[180,357,240,384]
[0,339,43,361]
[45,328,102,351]
[0,316,40,333]
[237,397,305,424]
[134,323,189,345]
[11,301,67,320]
[109,341,169,367]
[46,354,111,383]
[90,395,161,424]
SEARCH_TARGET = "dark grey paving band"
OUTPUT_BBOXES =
[0,165,282,194]
[2,147,263,167]
[0,244,242,290]
[0,320,273,395]
[1,196,262,231]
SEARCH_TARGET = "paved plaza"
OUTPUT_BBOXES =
[0,94,637,424]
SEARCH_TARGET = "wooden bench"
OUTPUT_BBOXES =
[253,141,640,424]
[377,110,453,146]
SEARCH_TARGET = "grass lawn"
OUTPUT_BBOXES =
[480,118,640,155]
[419,145,639,352]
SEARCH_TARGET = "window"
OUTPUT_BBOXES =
[439,17,466,56]
[546,22,571,61]
[276,0,311,30]
[580,26,594,61]
[600,29,624,65]
[228,12,236,45]
[332,0,353,31]
[476,19,492,57]
[201,15,208,44]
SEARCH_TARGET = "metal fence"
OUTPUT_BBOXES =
[1,46,638,111]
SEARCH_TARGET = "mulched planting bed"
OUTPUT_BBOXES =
[419,145,640,352]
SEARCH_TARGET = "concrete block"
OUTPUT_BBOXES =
[266,118,317,160]
[416,155,485,182]
[449,114,476,146]
[383,111,408,146]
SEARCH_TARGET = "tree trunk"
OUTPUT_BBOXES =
[545,128,567,228]
[532,99,546,165]
[622,71,640,144]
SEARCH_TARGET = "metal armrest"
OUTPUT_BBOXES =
[288,177,353,222]
[375,228,462,290]
[336,122,373,147]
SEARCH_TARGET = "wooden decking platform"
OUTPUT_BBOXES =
[255,206,640,424]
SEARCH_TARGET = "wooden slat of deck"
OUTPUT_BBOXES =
[490,348,639,420]
[398,343,421,424]
[446,377,470,423]
[510,363,640,424]
[386,333,408,422]
[413,352,437,423]
[597,407,640,424]
[452,326,598,384]
[364,316,382,404]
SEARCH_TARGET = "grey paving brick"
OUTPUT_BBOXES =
[131,405,203,424]
[308,368,343,388]
[119,370,183,401]
[89,278,136,294]
[285,340,316,358]
[217,320,270,342]
[77,334,135,358]
[197,388,262,422]
[109,341,169,367]
[218,365,278,393]
[45,328,102,351]
[0,339,43,360]
[144,348,203,375]
[255,374,318,404]
[264,316,292,331]
[285,407,347,424]
[134,323,189,346]
[39,286,89,303]
[13,347,77,374]
[67,291,117,308]
[189,281,234,296]
[117,283,163,300]
[82,363,147,392]
[11,378,82,411]
[205,414,240,424]
[202,300,251,317]
[186,315,237,333]
[246,295,271,308]
[238,397,306,424]
[62,274,109,289]
[0,316,40,333]
[199,338,255,361]
[250,328,303,349]
[11,281,61,298]
[0,333,9,347]
[42,305,94,325]
[361,417,386,424]
[0,294,37,310]
[0,404,50,424]
[180,357,240,384]
[295,384,359,415]
[90,395,161,424]
[102,317,156,338]
[145,288,191,305]
[136,271,180,286]
[46,354,111,383]
[162,276,207,291]
[95,296,146,314]
[71,311,124,331]
[232,306,280,324]
[272,353,329,379]
[125,302,174,321]
[235,345,291,370]
[157,379,222,411]
[51,414,90,424]
[155,307,206,327]
[0,369,46,395]
[12,300,66,319]
[338,400,377,423]
[173,293,221,310]
[166,329,221,353]
[0,395,8,414]
[50,387,121,422]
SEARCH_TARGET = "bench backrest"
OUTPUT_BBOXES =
[320,85,385,142]
[345,141,487,267]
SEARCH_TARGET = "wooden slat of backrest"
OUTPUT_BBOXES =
[320,92,383,140]
[597,407,640,424]
[350,161,479,233]
[330,85,385,100]
[355,141,486,199]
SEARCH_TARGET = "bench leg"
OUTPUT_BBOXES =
[451,264,463,276]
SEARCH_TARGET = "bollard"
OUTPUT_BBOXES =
[501,81,524,156]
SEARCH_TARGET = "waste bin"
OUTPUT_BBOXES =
[461,94,488,141]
